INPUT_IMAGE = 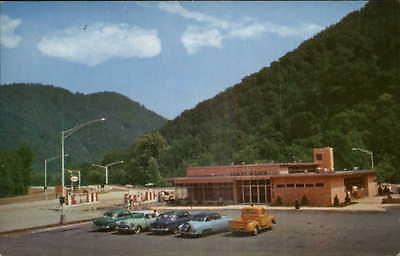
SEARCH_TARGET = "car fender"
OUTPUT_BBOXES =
[246,221,259,232]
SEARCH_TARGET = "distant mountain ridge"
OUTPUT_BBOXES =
[0,83,167,170]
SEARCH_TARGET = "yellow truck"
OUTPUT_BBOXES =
[229,206,276,235]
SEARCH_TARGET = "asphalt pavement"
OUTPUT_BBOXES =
[1,208,399,256]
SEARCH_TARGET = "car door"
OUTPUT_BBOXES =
[212,214,224,232]
[144,213,156,228]
[118,210,132,222]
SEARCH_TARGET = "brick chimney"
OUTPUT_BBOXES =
[313,147,334,172]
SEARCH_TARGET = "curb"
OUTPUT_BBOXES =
[154,205,387,213]
[0,218,94,236]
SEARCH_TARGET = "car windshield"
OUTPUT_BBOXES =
[192,215,208,222]
[159,212,176,219]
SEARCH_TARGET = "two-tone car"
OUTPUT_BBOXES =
[115,210,158,234]
[150,210,192,234]
[178,212,232,237]
[229,206,276,236]
[92,208,133,231]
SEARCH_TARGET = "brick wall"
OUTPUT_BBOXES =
[366,174,378,196]
[187,164,284,177]
[329,176,346,204]
[313,147,334,171]
[271,176,334,206]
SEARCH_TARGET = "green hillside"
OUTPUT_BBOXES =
[0,84,167,174]
[119,0,399,184]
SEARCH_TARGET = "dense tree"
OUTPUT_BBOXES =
[0,146,33,197]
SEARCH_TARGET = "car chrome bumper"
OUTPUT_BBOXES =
[229,228,248,233]
[116,226,132,232]
[151,227,170,232]
[93,224,112,230]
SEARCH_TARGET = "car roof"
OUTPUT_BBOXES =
[132,210,154,214]
[161,210,188,215]
[192,212,219,217]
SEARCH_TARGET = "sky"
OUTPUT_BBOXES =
[0,1,366,119]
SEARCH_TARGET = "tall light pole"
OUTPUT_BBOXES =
[352,147,374,169]
[44,154,68,199]
[92,160,124,185]
[61,118,106,197]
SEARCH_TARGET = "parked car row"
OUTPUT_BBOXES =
[91,206,276,237]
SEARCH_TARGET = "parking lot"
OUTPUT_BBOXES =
[1,208,399,256]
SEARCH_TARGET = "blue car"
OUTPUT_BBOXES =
[177,212,232,237]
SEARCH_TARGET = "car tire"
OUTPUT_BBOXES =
[252,226,259,236]
[134,226,142,234]
[202,229,212,237]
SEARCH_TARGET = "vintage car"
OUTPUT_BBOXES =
[229,206,276,235]
[115,210,158,234]
[150,210,192,234]
[92,208,133,231]
[177,212,232,237]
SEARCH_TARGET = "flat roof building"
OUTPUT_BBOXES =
[170,147,377,206]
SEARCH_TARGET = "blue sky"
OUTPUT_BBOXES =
[0,1,366,119]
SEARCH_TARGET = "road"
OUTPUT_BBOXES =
[1,208,399,256]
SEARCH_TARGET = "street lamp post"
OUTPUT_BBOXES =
[92,160,124,186]
[60,118,105,224]
[352,147,374,169]
[61,118,106,197]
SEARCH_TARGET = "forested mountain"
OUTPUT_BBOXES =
[117,0,399,184]
[0,84,167,173]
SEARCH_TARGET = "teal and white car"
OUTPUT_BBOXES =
[178,212,232,237]
[92,208,133,231]
[115,210,158,234]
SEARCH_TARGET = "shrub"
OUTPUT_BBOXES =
[333,195,340,207]
[294,200,300,210]
[345,193,351,204]
[378,186,383,195]
[301,195,309,206]
[275,196,283,206]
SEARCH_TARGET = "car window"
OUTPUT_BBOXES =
[104,211,113,217]
[132,213,144,218]
[213,214,221,220]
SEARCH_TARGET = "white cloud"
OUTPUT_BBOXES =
[159,2,324,54]
[264,22,323,38]
[0,15,22,48]
[37,23,161,66]
[181,26,223,54]
[159,1,229,29]
[228,23,267,39]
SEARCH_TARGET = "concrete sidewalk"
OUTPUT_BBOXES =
[155,196,400,212]
[0,191,126,233]
[155,203,388,212]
